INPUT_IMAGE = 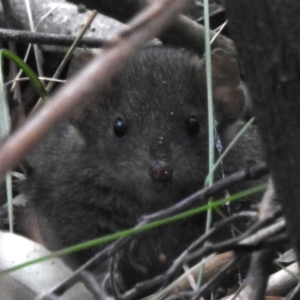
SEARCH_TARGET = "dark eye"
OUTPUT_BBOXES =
[113,117,128,137]
[185,116,200,136]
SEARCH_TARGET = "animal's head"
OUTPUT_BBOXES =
[67,47,245,211]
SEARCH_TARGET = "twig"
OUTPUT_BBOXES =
[1,0,23,104]
[287,282,300,300]
[43,236,132,298]
[267,262,299,296]
[110,254,122,300]
[161,212,257,288]
[24,0,45,82]
[0,28,106,48]
[31,10,99,114]
[123,212,258,299]
[67,0,235,55]
[147,252,235,300]
[141,162,268,224]
[238,250,272,300]
[160,255,240,300]
[186,214,283,264]
[120,202,282,299]
[80,271,107,300]
[190,255,240,300]
[238,219,285,247]
[222,181,281,300]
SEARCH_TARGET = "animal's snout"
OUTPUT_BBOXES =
[149,161,173,183]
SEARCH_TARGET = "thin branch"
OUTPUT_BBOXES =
[267,262,299,296]
[80,271,106,300]
[190,255,240,300]
[24,0,45,82]
[185,214,283,264]
[148,253,227,300]
[143,213,257,300]
[141,162,268,224]
[287,282,300,300]
[238,219,285,247]
[31,10,99,114]
[0,28,106,48]
[67,0,236,55]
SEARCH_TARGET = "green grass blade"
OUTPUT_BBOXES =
[0,52,13,232]
[0,49,48,100]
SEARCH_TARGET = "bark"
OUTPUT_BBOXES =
[225,0,300,267]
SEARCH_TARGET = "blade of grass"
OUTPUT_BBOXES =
[204,0,214,189]
[0,52,13,232]
[201,0,214,287]
[204,117,255,187]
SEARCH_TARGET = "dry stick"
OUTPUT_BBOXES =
[157,218,285,300]
[142,162,268,224]
[0,0,189,180]
[67,0,235,55]
[49,236,132,298]
[184,212,283,267]
[1,0,22,101]
[109,254,120,299]
[151,253,230,300]
[238,219,285,247]
[44,10,99,93]
[266,262,299,297]
[80,271,107,300]
[287,282,300,300]
[224,181,280,300]
[106,176,268,299]
[0,28,106,48]
[124,214,256,300]
[30,10,99,115]
[143,212,257,300]
[24,0,45,84]
[161,14,235,55]
[190,256,240,300]
[159,257,240,300]
[123,208,283,299]
[160,213,257,285]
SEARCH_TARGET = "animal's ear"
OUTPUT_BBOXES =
[211,48,245,128]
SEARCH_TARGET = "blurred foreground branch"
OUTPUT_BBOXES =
[0,0,189,179]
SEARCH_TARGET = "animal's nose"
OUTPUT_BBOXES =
[149,161,173,183]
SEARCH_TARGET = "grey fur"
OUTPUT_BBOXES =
[24,47,265,293]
